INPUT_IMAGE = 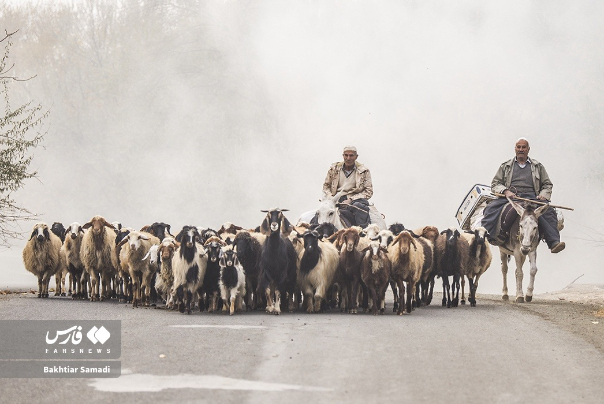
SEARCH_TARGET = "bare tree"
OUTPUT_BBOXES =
[0,29,48,248]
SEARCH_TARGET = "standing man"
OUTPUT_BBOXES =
[321,146,373,228]
[482,137,565,253]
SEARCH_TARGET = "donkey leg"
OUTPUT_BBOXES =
[500,251,509,301]
[525,250,538,302]
[514,253,526,303]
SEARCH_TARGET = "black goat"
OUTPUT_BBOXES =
[233,230,265,310]
[434,227,469,308]
[258,208,297,315]
[200,236,226,312]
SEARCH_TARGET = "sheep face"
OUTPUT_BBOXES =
[125,231,150,251]
[364,224,381,240]
[144,245,160,265]
[341,228,360,252]
[148,222,172,240]
[365,240,387,261]
[474,227,488,246]
[301,230,320,252]
[175,226,200,249]
[159,243,177,262]
[67,222,84,240]
[219,248,239,268]
[83,216,115,236]
[377,230,394,248]
[30,223,50,243]
[206,241,223,263]
[392,231,415,255]
[442,227,461,248]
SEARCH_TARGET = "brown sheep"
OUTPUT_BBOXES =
[80,215,117,301]
[388,230,425,315]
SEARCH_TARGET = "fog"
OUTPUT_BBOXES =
[1,0,603,295]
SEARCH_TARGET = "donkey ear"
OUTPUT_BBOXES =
[508,197,525,217]
[534,203,549,218]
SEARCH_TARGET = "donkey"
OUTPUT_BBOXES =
[499,197,550,303]
[299,191,347,230]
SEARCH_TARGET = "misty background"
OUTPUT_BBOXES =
[1,0,602,295]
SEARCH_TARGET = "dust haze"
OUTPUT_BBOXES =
[1,0,603,295]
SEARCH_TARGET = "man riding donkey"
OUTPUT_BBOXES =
[311,146,373,228]
[482,137,565,253]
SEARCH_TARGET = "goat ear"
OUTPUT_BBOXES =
[82,222,92,230]
[379,246,389,255]
[166,225,173,237]
[140,234,150,241]
[408,230,420,238]
[260,216,270,235]
[175,231,184,243]
[281,214,292,236]
[219,253,226,268]
[29,229,37,240]
[44,228,50,241]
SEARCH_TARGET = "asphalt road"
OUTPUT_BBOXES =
[1,292,603,404]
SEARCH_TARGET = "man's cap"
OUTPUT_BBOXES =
[343,146,357,153]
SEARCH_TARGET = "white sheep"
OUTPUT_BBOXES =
[22,223,64,298]
[218,246,246,315]
[118,230,160,308]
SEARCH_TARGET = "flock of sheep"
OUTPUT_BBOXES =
[21,210,492,315]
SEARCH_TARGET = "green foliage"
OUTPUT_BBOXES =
[0,29,48,247]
